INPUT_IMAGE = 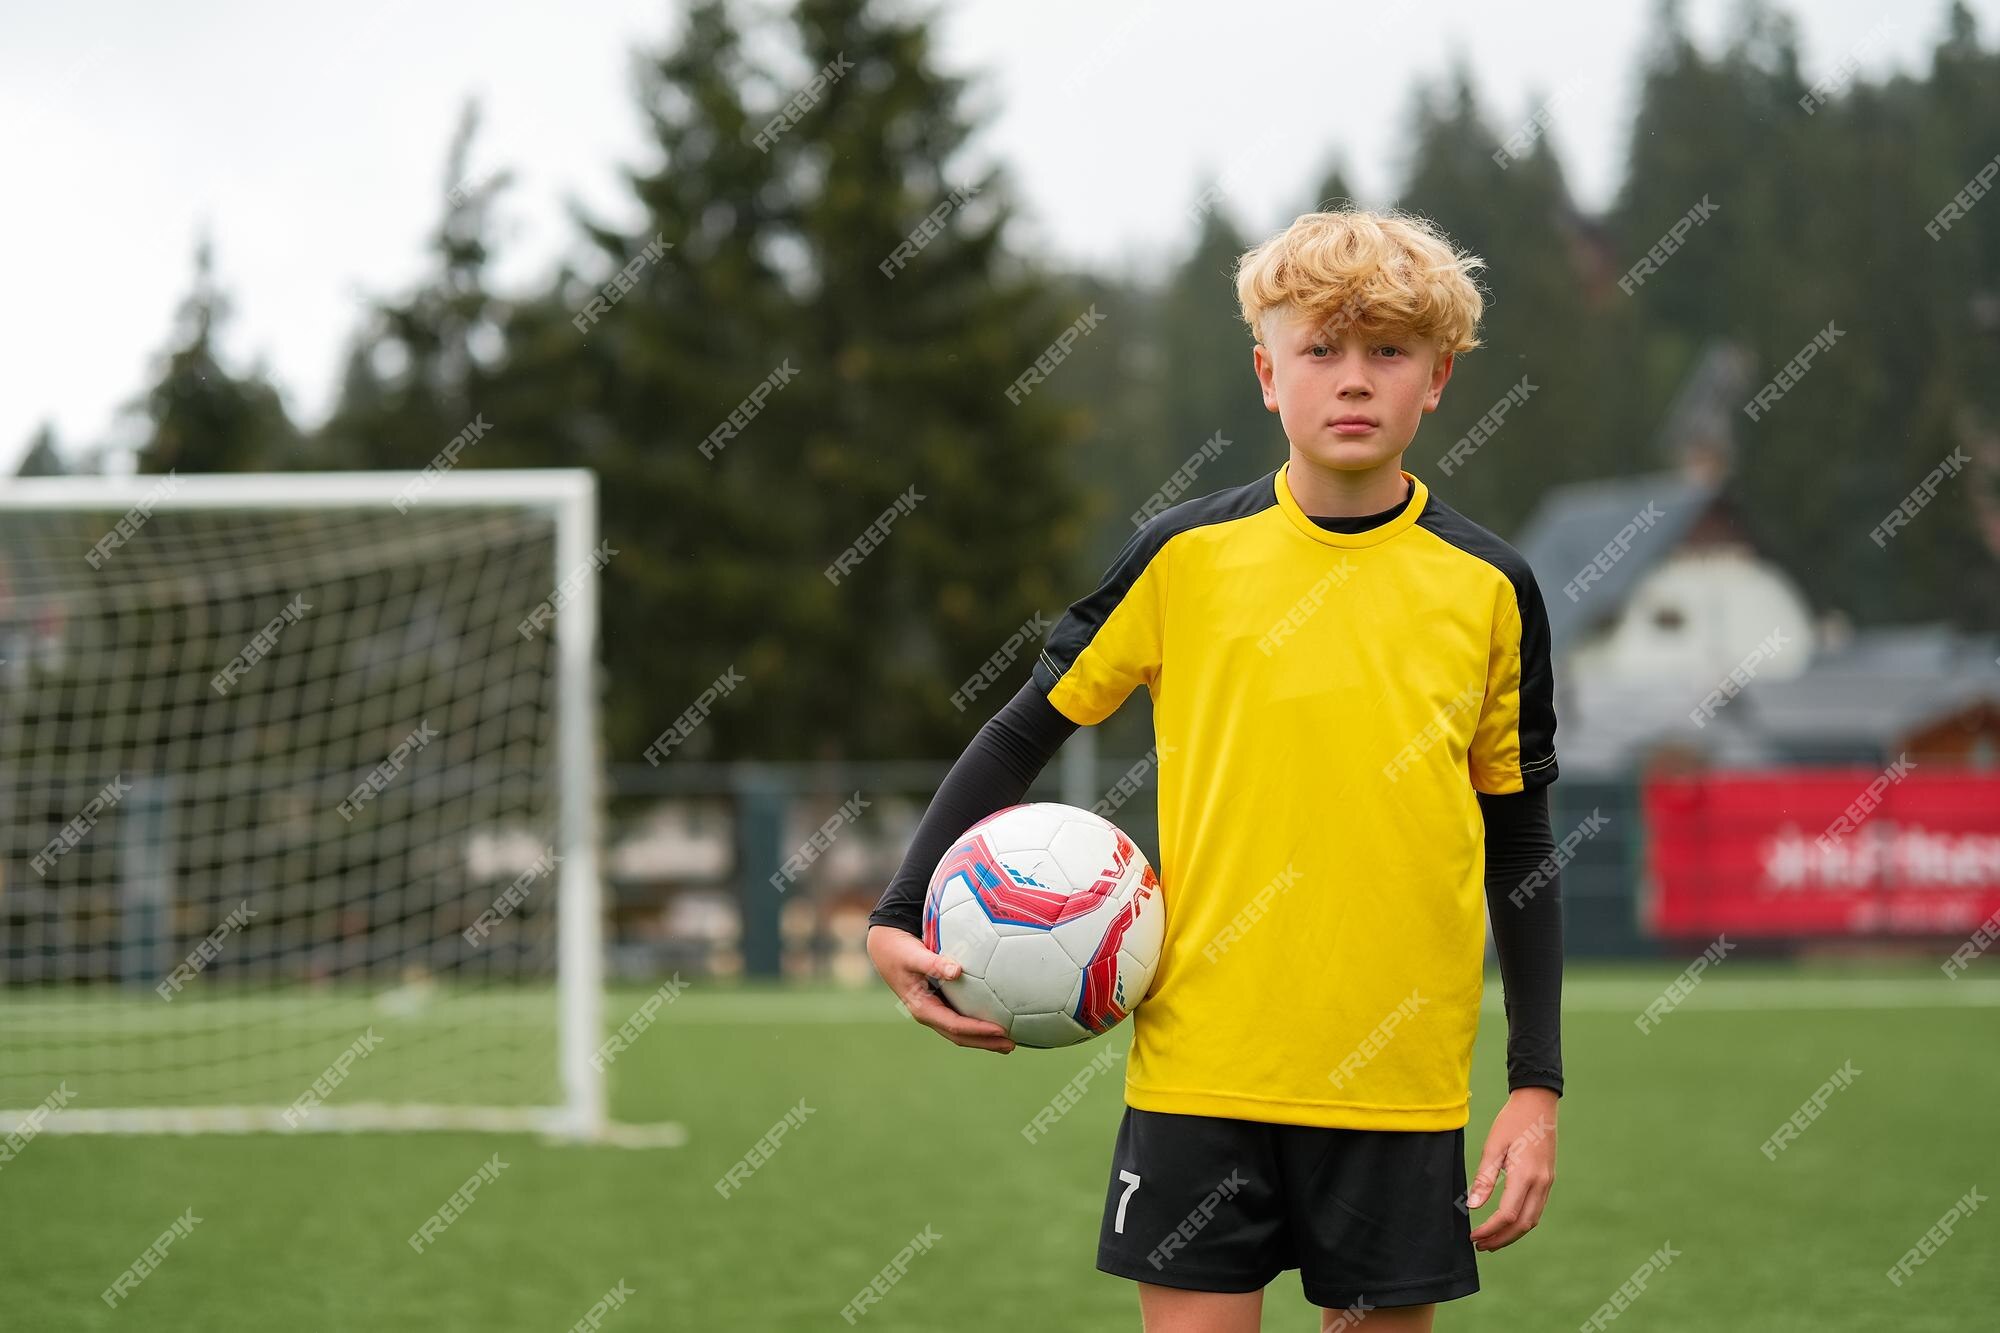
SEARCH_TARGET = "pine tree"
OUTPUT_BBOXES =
[129,236,300,474]
[1394,67,1638,533]
[14,422,66,477]
[1149,202,1278,501]
[1307,160,1362,213]
[1610,0,2000,630]
[312,101,511,471]
[1047,266,1167,576]
[505,0,1088,762]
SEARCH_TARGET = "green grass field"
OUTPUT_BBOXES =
[2,963,1993,1331]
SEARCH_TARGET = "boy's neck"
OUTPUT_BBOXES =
[1284,449,1411,517]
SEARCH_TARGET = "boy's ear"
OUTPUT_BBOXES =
[1253,343,1279,412]
[1423,349,1456,412]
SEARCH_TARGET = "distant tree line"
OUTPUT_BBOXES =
[29,0,2000,762]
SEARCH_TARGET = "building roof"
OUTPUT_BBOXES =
[1507,340,2000,774]
[1558,677,1778,777]
[1743,625,2000,752]
[1514,341,1757,654]
[1516,469,1721,653]
[1555,625,2000,776]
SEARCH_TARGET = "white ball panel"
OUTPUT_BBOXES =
[986,932,1080,1016]
[976,803,1070,856]
[939,971,1008,1027]
[1046,817,1120,892]
[927,871,977,915]
[989,918,1064,940]
[1051,910,1108,969]
[1122,879,1167,972]
[936,897,1000,975]
[1010,1010,1090,1049]
[1118,948,1158,1007]
[1059,957,1085,1020]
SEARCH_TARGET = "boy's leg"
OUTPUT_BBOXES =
[1323,1301,1433,1332]
[1140,1283,1263,1333]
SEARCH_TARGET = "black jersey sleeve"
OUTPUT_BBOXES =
[864,682,1079,939]
[1479,785,1565,1096]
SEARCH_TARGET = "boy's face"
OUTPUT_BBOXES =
[1252,305,1455,471]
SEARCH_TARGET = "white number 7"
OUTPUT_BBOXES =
[1114,1170,1142,1233]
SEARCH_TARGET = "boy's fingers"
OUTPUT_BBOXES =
[1471,1173,1544,1249]
[901,983,1014,1051]
[1468,1175,1520,1239]
[936,1020,1015,1052]
[952,1024,1016,1048]
[887,935,960,982]
[1471,1147,1555,1249]
[1466,1149,1505,1208]
[879,941,1010,1049]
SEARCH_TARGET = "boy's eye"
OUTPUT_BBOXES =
[1376,345,1405,358]
[1308,345,1330,358]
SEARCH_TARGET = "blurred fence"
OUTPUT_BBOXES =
[1548,779,1651,958]
[605,752,1135,984]
[17,757,1981,988]
[605,758,1665,981]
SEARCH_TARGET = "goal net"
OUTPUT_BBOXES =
[0,470,607,1139]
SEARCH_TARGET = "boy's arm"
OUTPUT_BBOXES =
[1462,551,1561,1095]
[865,682,1079,937]
[1479,786,1563,1096]
[870,513,1170,933]
[862,682,1076,1056]
[868,519,1163,1052]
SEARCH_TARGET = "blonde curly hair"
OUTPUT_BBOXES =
[1235,209,1486,355]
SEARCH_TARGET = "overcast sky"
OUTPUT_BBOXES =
[0,0,1981,475]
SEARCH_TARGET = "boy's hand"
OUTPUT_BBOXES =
[867,924,1016,1054]
[1467,1087,1558,1251]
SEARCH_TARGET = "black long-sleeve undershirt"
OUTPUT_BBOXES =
[868,485,1564,1096]
[867,681,1080,938]
[1477,785,1565,1095]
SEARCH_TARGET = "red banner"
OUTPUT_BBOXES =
[1644,769,2000,937]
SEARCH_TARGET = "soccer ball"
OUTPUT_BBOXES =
[922,802,1165,1048]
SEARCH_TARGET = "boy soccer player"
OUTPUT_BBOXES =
[866,210,1563,1332]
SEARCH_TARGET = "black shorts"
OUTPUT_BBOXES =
[1095,1107,1478,1311]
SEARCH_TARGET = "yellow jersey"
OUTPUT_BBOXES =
[1031,464,1558,1130]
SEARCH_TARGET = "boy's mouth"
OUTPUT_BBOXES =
[1329,415,1378,435]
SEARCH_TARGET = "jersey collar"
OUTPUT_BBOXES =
[1273,463,1429,548]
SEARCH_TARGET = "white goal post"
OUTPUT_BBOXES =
[0,470,615,1141]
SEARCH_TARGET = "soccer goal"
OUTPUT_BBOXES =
[0,470,616,1141]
